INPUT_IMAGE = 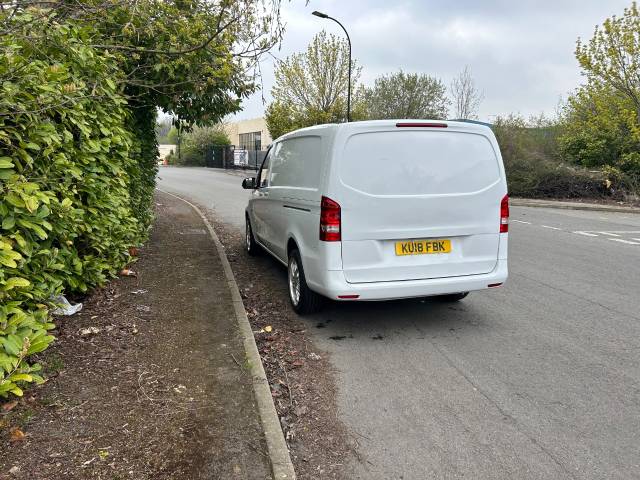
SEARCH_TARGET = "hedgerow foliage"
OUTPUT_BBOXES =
[0,15,143,397]
[1,1,285,399]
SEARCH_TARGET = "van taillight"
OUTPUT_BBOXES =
[320,196,341,241]
[500,194,509,233]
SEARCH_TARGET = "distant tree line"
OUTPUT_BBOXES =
[264,31,484,139]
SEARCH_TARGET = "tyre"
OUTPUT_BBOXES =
[436,292,469,302]
[245,216,261,256]
[287,249,323,314]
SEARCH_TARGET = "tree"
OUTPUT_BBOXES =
[2,0,288,230]
[450,65,484,120]
[560,3,640,180]
[155,120,173,144]
[1,1,287,125]
[575,2,640,123]
[364,70,449,120]
[166,127,180,145]
[177,125,231,166]
[266,30,363,139]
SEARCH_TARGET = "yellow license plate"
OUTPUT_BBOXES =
[395,239,451,256]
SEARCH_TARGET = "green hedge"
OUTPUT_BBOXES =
[0,17,154,397]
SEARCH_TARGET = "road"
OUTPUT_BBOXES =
[158,167,640,480]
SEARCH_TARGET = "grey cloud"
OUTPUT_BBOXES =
[235,0,631,121]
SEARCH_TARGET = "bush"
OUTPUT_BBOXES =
[172,124,230,166]
[492,114,630,199]
[0,16,151,397]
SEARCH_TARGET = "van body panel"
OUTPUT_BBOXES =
[245,120,508,301]
[324,122,507,284]
[313,259,508,301]
[342,233,499,283]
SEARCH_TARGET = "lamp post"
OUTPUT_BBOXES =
[312,10,351,122]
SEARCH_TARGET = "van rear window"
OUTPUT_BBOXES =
[339,131,500,196]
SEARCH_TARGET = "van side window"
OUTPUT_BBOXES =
[257,148,272,188]
[270,136,322,189]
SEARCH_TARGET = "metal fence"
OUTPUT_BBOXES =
[204,145,268,171]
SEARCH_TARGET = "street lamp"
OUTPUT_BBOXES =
[312,10,352,122]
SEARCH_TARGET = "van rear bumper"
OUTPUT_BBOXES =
[313,259,508,301]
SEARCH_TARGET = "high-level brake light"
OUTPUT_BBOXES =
[396,122,448,128]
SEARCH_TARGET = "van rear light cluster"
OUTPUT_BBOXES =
[320,196,341,241]
[500,194,509,233]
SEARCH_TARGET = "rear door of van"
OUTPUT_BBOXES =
[332,122,506,284]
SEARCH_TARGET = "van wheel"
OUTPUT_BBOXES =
[288,249,323,314]
[437,292,469,302]
[245,217,260,256]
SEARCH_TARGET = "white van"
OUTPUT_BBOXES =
[242,120,508,314]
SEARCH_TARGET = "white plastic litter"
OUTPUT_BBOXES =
[51,294,83,316]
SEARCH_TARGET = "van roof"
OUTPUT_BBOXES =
[275,119,493,142]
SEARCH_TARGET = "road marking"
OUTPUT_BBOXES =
[573,231,599,237]
[598,232,620,237]
[512,219,531,224]
[608,238,640,245]
[542,225,562,230]
[633,238,640,242]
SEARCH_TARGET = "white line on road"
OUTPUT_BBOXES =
[633,238,640,242]
[542,225,562,230]
[512,220,531,224]
[608,238,640,245]
[598,232,621,237]
[574,231,599,237]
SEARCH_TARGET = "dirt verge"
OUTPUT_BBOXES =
[209,217,357,480]
[0,193,271,479]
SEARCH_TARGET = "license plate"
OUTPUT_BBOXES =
[395,239,451,256]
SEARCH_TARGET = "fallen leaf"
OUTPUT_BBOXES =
[9,427,25,441]
[120,268,136,277]
[264,325,273,333]
[2,401,18,412]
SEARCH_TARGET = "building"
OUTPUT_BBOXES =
[224,117,272,151]
[158,144,176,160]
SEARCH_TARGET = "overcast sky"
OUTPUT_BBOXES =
[234,0,631,122]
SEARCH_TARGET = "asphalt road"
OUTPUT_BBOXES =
[157,167,640,480]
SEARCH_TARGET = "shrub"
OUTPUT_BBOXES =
[173,124,231,166]
[0,16,149,397]
[493,114,627,199]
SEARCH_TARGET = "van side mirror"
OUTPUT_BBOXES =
[242,177,256,189]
